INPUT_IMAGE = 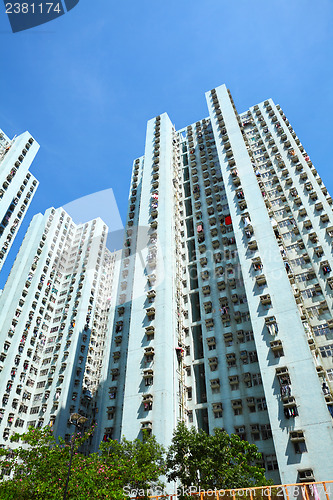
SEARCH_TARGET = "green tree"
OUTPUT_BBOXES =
[0,427,165,499]
[166,422,268,494]
[0,426,123,500]
[100,431,165,498]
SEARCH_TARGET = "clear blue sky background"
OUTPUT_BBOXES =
[0,0,332,286]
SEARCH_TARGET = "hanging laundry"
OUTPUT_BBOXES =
[322,382,330,395]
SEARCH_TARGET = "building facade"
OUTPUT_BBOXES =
[1,85,333,485]
[95,84,333,485]
[0,207,120,453]
[0,129,39,272]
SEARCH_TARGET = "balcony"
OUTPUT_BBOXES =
[276,366,289,379]
[231,294,238,303]
[141,421,152,430]
[217,280,226,291]
[256,274,266,286]
[234,311,241,323]
[232,176,241,187]
[307,337,316,350]
[208,357,218,369]
[113,351,121,361]
[146,307,155,319]
[150,208,158,219]
[282,396,296,408]
[270,339,283,352]
[238,199,247,211]
[228,278,236,288]
[205,318,214,329]
[212,403,223,413]
[204,301,212,313]
[147,290,156,301]
[200,257,207,267]
[144,347,155,358]
[326,226,333,237]
[248,240,258,251]
[143,368,153,379]
[210,378,220,389]
[309,232,318,243]
[260,294,271,305]
[229,375,239,386]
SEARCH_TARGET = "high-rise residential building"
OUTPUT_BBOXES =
[0,207,120,453]
[1,84,333,487]
[93,84,333,485]
[0,129,39,272]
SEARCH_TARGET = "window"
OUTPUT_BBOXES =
[252,373,262,386]
[245,331,254,342]
[249,351,258,363]
[257,398,267,411]
[313,324,330,337]
[290,257,305,267]
[301,288,318,299]
[306,306,320,319]
[30,407,40,414]
[265,454,278,471]
[261,424,272,440]
[327,369,333,382]
[319,344,333,358]
[279,219,293,228]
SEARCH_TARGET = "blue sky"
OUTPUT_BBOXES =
[0,0,332,285]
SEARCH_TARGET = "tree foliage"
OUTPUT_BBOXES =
[0,423,269,499]
[0,427,165,499]
[100,431,166,496]
[166,422,268,492]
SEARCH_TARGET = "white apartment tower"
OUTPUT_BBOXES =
[0,128,39,272]
[0,207,120,451]
[94,84,333,485]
